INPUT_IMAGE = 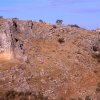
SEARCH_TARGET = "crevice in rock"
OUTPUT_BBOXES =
[19,43,23,50]
[12,21,18,31]
[30,23,33,29]
[15,38,19,42]
[28,21,33,29]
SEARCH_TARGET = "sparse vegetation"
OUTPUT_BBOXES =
[78,97,83,100]
[0,18,100,100]
[67,24,80,28]
[70,98,76,100]
[92,42,100,61]
[96,82,100,93]
[85,96,91,100]
[5,90,17,99]
[0,16,3,18]
[60,98,66,100]
[52,25,57,29]
[0,90,48,100]
[56,19,63,24]
[58,38,65,43]
[39,20,44,23]
[92,45,98,52]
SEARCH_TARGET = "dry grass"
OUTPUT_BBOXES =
[0,90,48,100]
[0,18,100,99]
[0,57,20,71]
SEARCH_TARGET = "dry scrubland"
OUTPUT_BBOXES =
[0,18,100,100]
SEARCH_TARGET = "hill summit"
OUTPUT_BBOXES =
[0,18,100,100]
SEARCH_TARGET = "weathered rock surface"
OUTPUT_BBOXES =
[0,18,100,100]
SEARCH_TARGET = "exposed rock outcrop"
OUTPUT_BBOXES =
[0,18,27,60]
[0,19,14,60]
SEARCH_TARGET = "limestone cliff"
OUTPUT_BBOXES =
[0,18,27,60]
[0,19,13,59]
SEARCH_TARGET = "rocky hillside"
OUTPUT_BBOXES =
[0,18,100,100]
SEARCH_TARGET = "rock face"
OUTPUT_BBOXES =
[0,18,26,60]
[0,18,100,100]
[0,19,13,59]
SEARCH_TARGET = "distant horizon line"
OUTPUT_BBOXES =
[0,16,99,30]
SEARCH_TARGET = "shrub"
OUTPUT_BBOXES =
[58,38,65,44]
[5,90,17,99]
[0,90,48,100]
[52,25,57,29]
[67,24,80,28]
[39,20,44,23]
[0,16,3,18]
[56,19,63,24]
[92,45,98,52]
[85,96,91,100]
[60,98,66,100]
[96,82,100,93]
[70,98,76,100]
[12,18,19,20]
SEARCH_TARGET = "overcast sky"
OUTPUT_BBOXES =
[0,0,100,29]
